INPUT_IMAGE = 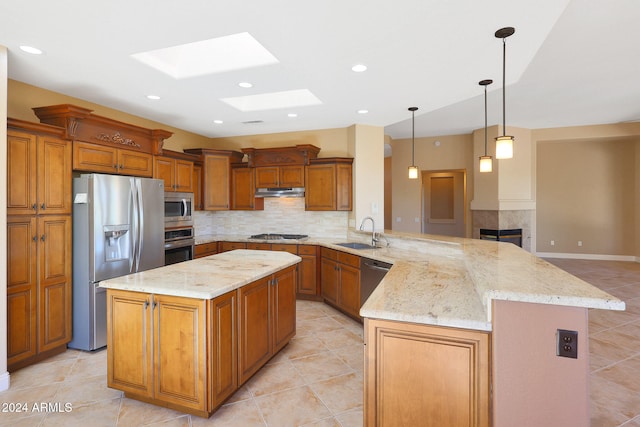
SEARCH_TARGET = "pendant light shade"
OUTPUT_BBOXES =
[495,26,515,160]
[408,107,419,179]
[478,79,493,173]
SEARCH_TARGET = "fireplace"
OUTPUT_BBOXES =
[479,228,523,247]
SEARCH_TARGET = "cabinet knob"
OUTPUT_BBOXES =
[119,164,124,169]
[32,203,37,211]
[32,236,37,242]
[144,300,149,309]
[114,164,118,169]
[41,203,46,210]
[40,234,45,242]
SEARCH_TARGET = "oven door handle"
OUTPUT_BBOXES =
[164,238,195,250]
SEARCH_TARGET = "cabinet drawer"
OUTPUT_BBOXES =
[337,251,360,268]
[321,247,337,261]
[194,242,218,258]
[220,242,247,252]
[247,243,272,250]
[298,245,316,256]
[271,244,297,254]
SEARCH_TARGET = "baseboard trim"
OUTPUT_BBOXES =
[0,371,10,392]
[536,252,638,262]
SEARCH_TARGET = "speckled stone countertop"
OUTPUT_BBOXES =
[193,231,625,331]
[99,250,301,299]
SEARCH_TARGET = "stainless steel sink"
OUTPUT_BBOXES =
[335,242,377,249]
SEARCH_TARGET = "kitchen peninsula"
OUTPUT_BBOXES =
[100,249,301,418]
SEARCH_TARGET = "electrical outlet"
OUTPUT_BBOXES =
[557,329,578,359]
[550,240,555,246]
[578,241,583,247]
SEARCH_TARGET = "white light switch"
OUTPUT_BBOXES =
[396,217,402,222]
[371,202,378,214]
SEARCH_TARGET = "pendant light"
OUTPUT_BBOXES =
[479,79,493,173]
[407,107,419,179]
[495,26,515,159]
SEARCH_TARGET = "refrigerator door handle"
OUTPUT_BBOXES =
[135,179,144,272]
[130,178,139,273]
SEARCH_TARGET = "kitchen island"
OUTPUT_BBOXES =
[195,231,625,426]
[100,249,301,418]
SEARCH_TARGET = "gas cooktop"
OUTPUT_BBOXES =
[249,233,309,240]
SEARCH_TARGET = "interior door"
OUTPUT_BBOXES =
[422,170,466,237]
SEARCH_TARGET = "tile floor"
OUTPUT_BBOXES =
[0,258,638,426]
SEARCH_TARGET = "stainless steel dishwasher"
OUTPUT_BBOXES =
[360,257,392,306]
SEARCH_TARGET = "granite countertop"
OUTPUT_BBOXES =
[99,250,301,299]
[193,231,625,331]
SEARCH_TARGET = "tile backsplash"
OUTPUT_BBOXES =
[194,197,349,238]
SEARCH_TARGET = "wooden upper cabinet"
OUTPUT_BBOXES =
[7,129,71,215]
[193,164,203,210]
[184,148,243,211]
[305,158,353,211]
[153,152,195,192]
[232,164,263,211]
[73,141,153,177]
[254,165,304,188]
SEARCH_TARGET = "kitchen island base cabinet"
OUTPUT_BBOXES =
[364,319,490,427]
[106,264,297,418]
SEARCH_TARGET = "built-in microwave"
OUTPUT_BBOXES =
[164,192,194,228]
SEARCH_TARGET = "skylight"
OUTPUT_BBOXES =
[131,32,279,79]
[220,89,322,112]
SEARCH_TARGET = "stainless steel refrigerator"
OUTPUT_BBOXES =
[69,173,165,350]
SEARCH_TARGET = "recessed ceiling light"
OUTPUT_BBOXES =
[238,82,253,88]
[146,95,161,100]
[352,64,367,72]
[19,45,43,55]
[288,113,298,118]
[221,89,322,112]
[131,32,279,79]
[213,120,224,124]
[357,109,369,114]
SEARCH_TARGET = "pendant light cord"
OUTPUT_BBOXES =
[484,84,488,154]
[412,109,415,165]
[502,36,506,137]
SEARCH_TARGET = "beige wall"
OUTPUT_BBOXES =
[7,80,212,151]
[492,300,590,427]
[536,132,639,257]
[389,133,474,236]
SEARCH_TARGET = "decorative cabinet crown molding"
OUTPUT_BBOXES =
[242,144,320,167]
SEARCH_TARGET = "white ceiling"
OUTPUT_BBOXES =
[1,0,639,140]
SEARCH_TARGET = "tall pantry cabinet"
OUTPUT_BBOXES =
[6,119,72,371]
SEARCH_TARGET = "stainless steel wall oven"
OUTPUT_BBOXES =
[164,226,195,265]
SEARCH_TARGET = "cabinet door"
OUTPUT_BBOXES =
[364,319,490,427]
[7,216,37,366]
[107,290,153,397]
[272,266,297,353]
[305,164,336,210]
[118,150,153,177]
[298,253,318,297]
[174,159,194,192]
[336,163,353,211]
[232,167,256,210]
[38,135,72,215]
[73,141,119,174]
[320,257,339,304]
[153,156,175,190]
[154,294,206,411]
[193,164,203,210]
[38,216,72,352]
[219,242,247,253]
[203,154,231,210]
[7,130,37,215]
[209,290,237,410]
[279,165,305,187]
[237,277,271,385]
[338,263,360,319]
[255,167,279,188]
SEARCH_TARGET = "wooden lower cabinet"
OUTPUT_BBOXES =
[7,215,72,370]
[107,290,207,413]
[107,265,297,417]
[364,318,490,427]
[194,242,218,258]
[320,248,360,319]
[219,241,247,252]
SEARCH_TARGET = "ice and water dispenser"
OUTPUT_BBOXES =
[104,224,131,261]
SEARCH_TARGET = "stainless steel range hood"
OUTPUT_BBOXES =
[255,187,305,198]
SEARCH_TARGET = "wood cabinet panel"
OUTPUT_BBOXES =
[237,277,272,385]
[219,242,247,252]
[321,248,360,319]
[204,154,231,210]
[154,294,206,411]
[209,291,238,410]
[194,242,218,259]
[154,156,194,192]
[193,164,203,210]
[174,159,194,192]
[254,167,279,188]
[338,264,360,319]
[272,266,297,353]
[73,140,118,174]
[232,166,262,210]
[298,248,318,298]
[153,156,174,189]
[320,257,339,304]
[364,319,490,427]
[247,242,271,250]
[119,150,153,177]
[279,165,305,187]
[270,244,296,254]
[7,131,36,215]
[7,288,37,364]
[107,290,153,396]
[38,135,72,214]
[305,159,352,211]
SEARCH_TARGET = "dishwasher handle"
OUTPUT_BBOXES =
[363,261,391,272]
